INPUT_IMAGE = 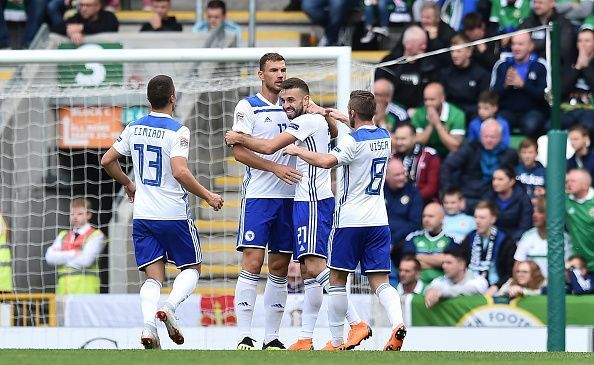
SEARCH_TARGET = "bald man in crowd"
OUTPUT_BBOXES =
[399,202,459,285]
[566,169,594,271]
[411,82,466,157]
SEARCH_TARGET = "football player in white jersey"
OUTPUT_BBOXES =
[225,78,371,351]
[283,90,407,351]
[230,53,303,350]
[101,75,224,349]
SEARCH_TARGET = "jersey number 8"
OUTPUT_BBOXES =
[365,157,387,195]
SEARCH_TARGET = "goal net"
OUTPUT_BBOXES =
[0,44,374,329]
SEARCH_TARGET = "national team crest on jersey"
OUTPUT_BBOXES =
[244,230,255,242]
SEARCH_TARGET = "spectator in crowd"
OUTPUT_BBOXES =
[373,79,410,132]
[47,0,78,30]
[385,158,423,268]
[375,25,439,110]
[140,0,182,32]
[301,0,350,47]
[516,138,546,198]
[490,0,531,35]
[393,123,441,203]
[440,33,490,121]
[441,119,518,213]
[51,0,119,45]
[519,0,575,66]
[411,82,466,157]
[490,32,549,138]
[419,1,456,65]
[442,187,476,242]
[402,203,458,285]
[396,255,425,295]
[460,201,516,295]
[0,210,12,292]
[439,0,478,31]
[567,124,594,179]
[566,168,594,271]
[562,28,594,137]
[486,165,534,242]
[0,0,48,48]
[288,262,304,293]
[360,0,390,44]
[556,0,593,25]
[424,244,489,308]
[467,91,511,147]
[495,260,546,297]
[462,12,500,70]
[565,255,594,294]
[194,0,241,46]
[515,196,571,278]
[45,198,106,294]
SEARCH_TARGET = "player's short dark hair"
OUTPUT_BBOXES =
[348,90,375,121]
[399,254,421,272]
[444,244,468,265]
[207,0,226,13]
[462,12,484,32]
[281,77,309,95]
[394,122,416,136]
[259,53,285,71]
[443,186,464,199]
[474,200,498,218]
[451,33,470,46]
[478,90,498,106]
[569,124,589,136]
[147,75,175,109]
[519,138,538,151]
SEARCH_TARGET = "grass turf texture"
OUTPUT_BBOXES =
[0,350,593,365]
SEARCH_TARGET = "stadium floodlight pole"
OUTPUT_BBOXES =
[0,46,352,112]
[546,21,566,352]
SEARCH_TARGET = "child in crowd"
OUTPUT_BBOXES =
[467,91,511,147]
[515,138,545,198]
[442,187,476,243]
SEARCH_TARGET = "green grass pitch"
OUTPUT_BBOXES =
[0,350,593,365]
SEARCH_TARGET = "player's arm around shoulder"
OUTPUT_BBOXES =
[225,130,297,155]
[282,141,339,169]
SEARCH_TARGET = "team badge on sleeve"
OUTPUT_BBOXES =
[236,112,245,121]
[179,137,189,148]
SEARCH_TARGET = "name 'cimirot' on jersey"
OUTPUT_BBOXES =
[112,111,191,220]
[233,93,296,198]
[284,113,333,202]
[330,125,392,228]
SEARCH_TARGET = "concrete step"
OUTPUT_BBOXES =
[115,10,309,25]
[199,196,241,221]
[195,219,238,234]
[214,176,243,192]
[166,262,268,279]
[224,156,245,178]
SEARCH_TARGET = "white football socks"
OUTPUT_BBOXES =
[327,285,348,346]
[376,282,404,328]
[263,273,288,344]
[300,278,323,339]
[234,270,259,339]
[316,269,361,325]
[140,278,162,328]
[165,268,199,311]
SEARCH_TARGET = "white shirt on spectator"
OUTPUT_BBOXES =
[426,270,489,297]
[514,227,572,278]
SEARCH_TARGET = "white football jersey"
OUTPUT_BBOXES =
[284,113,333,202]
[113,112,191,220]
[330,125,391,228]
[233,93,296,198]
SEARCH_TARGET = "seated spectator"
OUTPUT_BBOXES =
[516,138,546,198]
[397,255,425,295]
[490,0,530,35]
[515,196,571,278]
[418,1,456,65]
[0,0,47,48]
[490,32,549,138]
[567,124,594,179]
[442,187,476,242]
[519,0,575,67]
[467,91,511,147]
[424,244,489,308]
[566,168,594,271]
[373,79,409,132]
[385,158,423,267]
[440,34,490,121]
[441,119,519,213]
[47,0,77,30]
[412,82,466,157]
[561,28,594,138]
[360,0,390,44]
[486,166,534,242]
[460,201,516,295]
[462,12,500,70]
[402,203,458,285]
[140,0,182,32]
[495,260,546,298]
[301,0,350,46]
[565,255,594,294]
[375,25,439,110]
[556,0,593,25]
[440,0,478,31]
[51,0,119,45]
[393,123,441,203]
[45,198,105,294]
[194,0,241,46]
